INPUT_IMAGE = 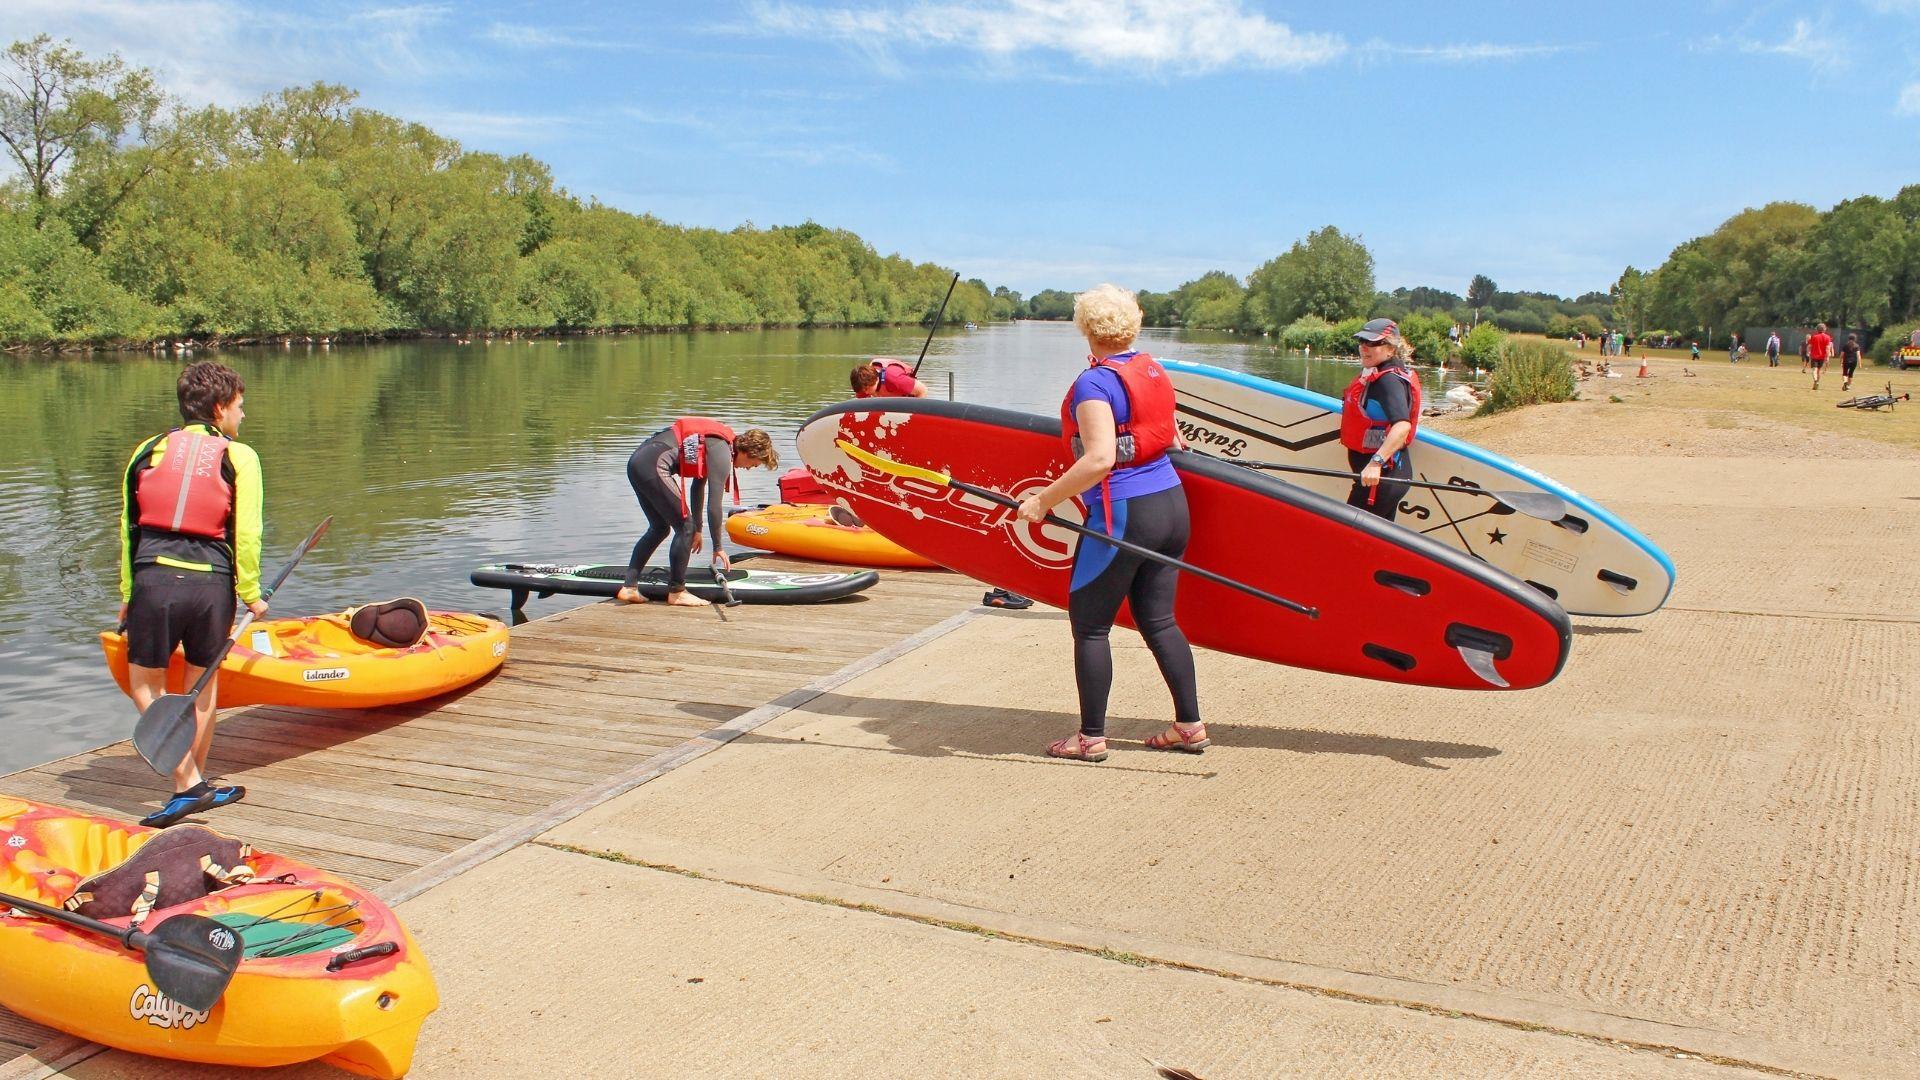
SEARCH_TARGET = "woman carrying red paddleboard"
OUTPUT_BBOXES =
[1016,284,1205,762]
[617,420,779,607]
[1342,318,1421,522]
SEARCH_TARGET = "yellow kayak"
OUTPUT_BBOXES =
[0,798,436,1077]
[727,503,939,568]
[102,610,508,710]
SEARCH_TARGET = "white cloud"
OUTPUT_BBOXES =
[0,0,459,105]
[482,22,641,51]
[1899,82,1920,115]
[405,108,586,144]
[1375,42,1568,63]
[1740,18,1834,64]
[741,0,1347,75]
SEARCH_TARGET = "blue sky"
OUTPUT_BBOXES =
[5,1,1918,298]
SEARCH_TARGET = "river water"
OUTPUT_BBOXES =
[0,321,1466,773]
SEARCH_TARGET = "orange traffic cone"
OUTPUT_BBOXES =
[1636,355,1651,378]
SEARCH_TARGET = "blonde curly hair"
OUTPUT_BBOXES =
[734,428,779,469]
[1073,284,1142,351]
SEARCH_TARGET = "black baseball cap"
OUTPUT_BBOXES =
[1354,318,1397,342]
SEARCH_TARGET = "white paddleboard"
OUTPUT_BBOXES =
[1164,358,1674,617]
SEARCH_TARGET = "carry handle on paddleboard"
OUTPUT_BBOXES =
[834,440,1317,619]
[1206,455,1571,522]
[133,517,333,776]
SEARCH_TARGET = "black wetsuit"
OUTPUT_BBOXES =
[1344,362,1415,521]
[624,432,731,590]
[1068,485,1201,740]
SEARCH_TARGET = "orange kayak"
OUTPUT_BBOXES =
[0,798,436,1077]
[102,610,508,710]
[727,503,939,568]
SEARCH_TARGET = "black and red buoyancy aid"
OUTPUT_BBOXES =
[668,416,741,512]
[1059,352,1179,512]
[134,429,234,540]
[1339,364,1422,455]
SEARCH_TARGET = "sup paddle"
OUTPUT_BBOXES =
[908,272,961,379]
[834,440,1317,619]
[0,892,243,1012]
[710,556,740,621]
[134,516,332,777]
[1223,458,1570,522]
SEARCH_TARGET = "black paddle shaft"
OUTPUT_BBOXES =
[945,479,1318,619]
[1225,459,1569,522]
[134,516,332,776]
[909,272,961,378]
[178,516,333,701]
[0,891,243,1012]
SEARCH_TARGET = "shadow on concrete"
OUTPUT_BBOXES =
[779,692,1500,770]
[1573,624,1644,636]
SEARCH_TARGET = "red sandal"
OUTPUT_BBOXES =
[1144,723,1209,753]
[1047,733,1109,762]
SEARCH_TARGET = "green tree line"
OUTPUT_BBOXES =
[1617,189,1920,361]
[1021,224,1612,362]
[0,36,996,347]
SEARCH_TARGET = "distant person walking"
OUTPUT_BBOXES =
[1690,341,1701,362]
[1799,333,1811,374]
[1807,323,1834,390]
[1766,331,1781,367]
[1840,333,1863,391]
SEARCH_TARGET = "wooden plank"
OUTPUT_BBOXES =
[0,1013,55,1051]
[242,706,660,768]
[0,568,981,1080]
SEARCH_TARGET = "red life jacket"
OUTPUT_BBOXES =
[858,359,914,399]
[134,429,234,540]
[1339,364,1422,454]
[668,416,741,512]
[1059,352,1178,513]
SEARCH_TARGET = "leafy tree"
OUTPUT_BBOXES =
[1027,289,1074,320]
[1609,266,1649,333]
[1170,271,1246,330]
[0,35,162,211]
[1136,289,1176,327]
[1460,323,1505,368]
[1244,226,1374,331]
[1466,274,1497,309]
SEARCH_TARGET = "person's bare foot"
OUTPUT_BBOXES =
[666,589,710,607]
[614,586,648,604]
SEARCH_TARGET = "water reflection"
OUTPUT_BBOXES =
[0,322,1455,771]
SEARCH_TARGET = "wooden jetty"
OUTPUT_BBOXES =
[0,558,981,1076]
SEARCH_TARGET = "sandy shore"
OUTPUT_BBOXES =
[59,353,1920,1079]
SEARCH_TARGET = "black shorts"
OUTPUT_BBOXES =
[1843,357,1859,376]
[126,565,234,668]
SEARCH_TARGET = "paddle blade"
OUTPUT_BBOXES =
[835,439,952,487]
[1496,490,1571,522]
[141,914,243,1013]
[133,693,200,776]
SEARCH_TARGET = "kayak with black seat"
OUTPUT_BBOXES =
[102,609,509,710]
[0,798,436,1078]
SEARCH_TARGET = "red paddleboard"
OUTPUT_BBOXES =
[798,399,1571,691]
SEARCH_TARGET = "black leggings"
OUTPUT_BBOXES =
[1068,484,1200,739]
[625,438,694,589]
[1346,449,1412,521]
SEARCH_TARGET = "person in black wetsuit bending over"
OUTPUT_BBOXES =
[1341,318,1422,522]
[1016,284,1205,762]
[616,421,778,607]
